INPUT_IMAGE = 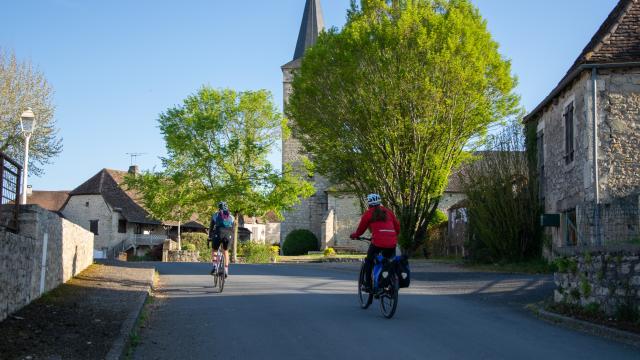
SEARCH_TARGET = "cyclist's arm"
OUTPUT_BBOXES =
[351,210,372,238]
[390,210,400,234]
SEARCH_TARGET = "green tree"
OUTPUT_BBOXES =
[459,119,542,262]
[287,0,519,253]
[156,87,314,262]
[124,168,200,250]
[0,49,62,175]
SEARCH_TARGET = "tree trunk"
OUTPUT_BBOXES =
[177,219,182,250]
[232,212,240,263]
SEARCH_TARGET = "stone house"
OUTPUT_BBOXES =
[281,0,484,252]
[524,0,640,249]
[60,167,168,258]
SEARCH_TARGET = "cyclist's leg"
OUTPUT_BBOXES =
[364,243,379,289]
[222,235,230,276]
[211,237,222,274]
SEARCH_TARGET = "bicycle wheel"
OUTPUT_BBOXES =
[380,274,399,319]
[358,262,373,309]
[217,255,225,293]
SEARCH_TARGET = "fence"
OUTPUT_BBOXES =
[564,197,640,248]
[0,151,22,232]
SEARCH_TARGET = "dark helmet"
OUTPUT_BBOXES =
[218,201,229,211]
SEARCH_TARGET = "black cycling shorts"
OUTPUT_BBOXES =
[212,230,232,251]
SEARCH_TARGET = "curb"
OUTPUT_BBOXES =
[527,304,640,348]
[105,269,155,360]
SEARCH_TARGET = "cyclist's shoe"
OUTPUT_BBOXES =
[210,265,217,276]
[224,267,229,278]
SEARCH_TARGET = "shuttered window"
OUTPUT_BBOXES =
[90,220,99,235]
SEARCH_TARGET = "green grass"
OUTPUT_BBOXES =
[125,295,155,359]
[279,254,365,262]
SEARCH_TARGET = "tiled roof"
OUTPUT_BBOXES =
[569,0,640,68]
[27,191,70,212]
[69,169,160,225]
[526,0,640,121]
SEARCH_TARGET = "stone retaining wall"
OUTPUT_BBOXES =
[165,250,200,263]
[554,250,640,315]
[0,205,94,322]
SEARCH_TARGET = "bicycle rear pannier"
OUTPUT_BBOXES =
[396,255,410,288]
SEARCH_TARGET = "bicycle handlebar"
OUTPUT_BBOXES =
[353,236,371,242]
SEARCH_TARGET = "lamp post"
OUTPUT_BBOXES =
[20,108,36,205]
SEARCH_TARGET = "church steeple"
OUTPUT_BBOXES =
[293,0,325,61]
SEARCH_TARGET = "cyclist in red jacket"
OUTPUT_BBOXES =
[350,193,400,291]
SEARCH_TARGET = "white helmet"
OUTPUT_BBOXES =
[367,193,382,206]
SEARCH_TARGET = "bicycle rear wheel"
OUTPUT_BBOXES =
[358,262,373,309]
[380,274,399,319]
[217,255,225,293]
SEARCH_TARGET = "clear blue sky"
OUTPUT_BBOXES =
[1,0,618,191]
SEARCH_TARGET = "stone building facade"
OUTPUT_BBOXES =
[61,167,166,258]
[525,0,640,249]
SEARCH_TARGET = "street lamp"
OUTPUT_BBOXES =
[20,108,36,205]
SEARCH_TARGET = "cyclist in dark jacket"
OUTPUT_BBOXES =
[208,201,234,276]
[350,193,400,290]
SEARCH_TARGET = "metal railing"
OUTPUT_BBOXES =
[0,151,22,232]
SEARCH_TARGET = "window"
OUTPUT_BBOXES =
[134,224,143,235]
[564,209,577,246]
[118,219,127,233]
[89,220,99,235]
[564,102,574,164]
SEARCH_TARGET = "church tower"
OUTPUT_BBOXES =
[281,0,330,245]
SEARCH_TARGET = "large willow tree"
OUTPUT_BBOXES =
[287,0,519,252]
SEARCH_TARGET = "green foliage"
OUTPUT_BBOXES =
[460,120,542,263]
[615,303,640,323]
[580,277,592,298]
[569,288,581,301]
[182,243,197,251]
[584,252,593,265]
[583,303,601,316]
[241,242,274,264]
[124,169,200,242]
[0,49,62,176]
[324,247,337,257]
[428,210,448,228]
[282,229,319,256]
[139,87,314,261]
[181,233,211,262]
[270,245,280,262]
[287,0,519,253]
[555,257,569,273]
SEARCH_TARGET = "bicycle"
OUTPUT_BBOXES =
[211,246,226,293]
[355,237,400,319]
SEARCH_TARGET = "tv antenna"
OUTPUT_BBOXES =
[126,153,146,166]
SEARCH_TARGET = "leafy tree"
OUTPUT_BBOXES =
[124,168,200,250]
[0,49,61,175]
[287,0,519,253]
[459,119,542,262]
[156,87,314,262]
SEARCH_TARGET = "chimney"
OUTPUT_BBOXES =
[128,165,139,175]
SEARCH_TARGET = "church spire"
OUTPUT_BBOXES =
[293,0,325,61]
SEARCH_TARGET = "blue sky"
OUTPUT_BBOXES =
[1,0,618,191]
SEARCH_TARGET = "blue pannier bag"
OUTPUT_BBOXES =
[396,255,410,288]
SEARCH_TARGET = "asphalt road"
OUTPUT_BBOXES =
[133,262,639,360]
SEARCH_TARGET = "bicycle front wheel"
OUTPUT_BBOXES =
[380,274,399,319]
[358,262,373,309]
[217,255,226,293]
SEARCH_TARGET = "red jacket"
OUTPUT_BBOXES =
[351,206,400,248]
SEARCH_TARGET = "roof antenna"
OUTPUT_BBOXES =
[126,153,146,166]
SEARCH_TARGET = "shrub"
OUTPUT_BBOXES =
[282,229,319,256]
[242,242,273,264]
[324,247,336,257]
[428,209,448,228]
[182,243,197,251]
[181,233,211,262]
[270,246,280,262]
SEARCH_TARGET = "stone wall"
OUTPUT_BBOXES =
[0,205,94,322]
[62,194,114,251]
[165,250,199,263]
[554,250,640,316]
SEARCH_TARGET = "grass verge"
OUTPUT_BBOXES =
[125,295,155,359]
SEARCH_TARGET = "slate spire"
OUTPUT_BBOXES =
[293,0,325,60]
